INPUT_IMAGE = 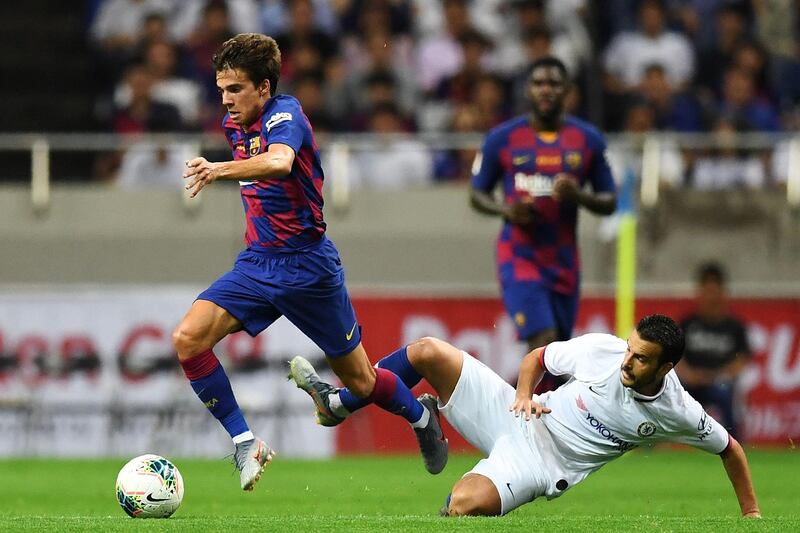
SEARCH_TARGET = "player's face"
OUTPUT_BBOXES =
[216,68,270,126]
[620,330,672,394]
[527,66,566,123]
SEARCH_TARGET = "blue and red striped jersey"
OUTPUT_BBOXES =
[471,115,616,294]
[223,94,326,250]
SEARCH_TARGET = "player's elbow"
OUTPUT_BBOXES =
[468,188,486,212]
[718,435,740,459]
[601,195,617,215]
[271,159,293,177]
[468,191,480,210]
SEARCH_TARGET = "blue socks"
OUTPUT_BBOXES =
[181,349,250,440]
[339,346,423,420]
[360,367,424,424]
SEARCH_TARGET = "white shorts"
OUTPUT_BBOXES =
[439,352,551,515]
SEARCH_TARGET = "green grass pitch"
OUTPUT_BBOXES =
[0,449,797,532]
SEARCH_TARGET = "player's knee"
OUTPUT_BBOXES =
[448,486,498,517]
[527,329,558,351]
[171,324,204,359]
[410,337,446,364]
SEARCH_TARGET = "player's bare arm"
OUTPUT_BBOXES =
[470,187,536,225]
[719,437,761,518]
[510,347,551,420]
[183,143,295,198]
[552,173,617,215]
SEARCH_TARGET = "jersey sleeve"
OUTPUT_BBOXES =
[262,98,305,154]
[470,130,504,193]
[585,128,616,194]
[543,333,626,381]
[668,391,730,453]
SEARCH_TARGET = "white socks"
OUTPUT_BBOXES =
[328,391,351,419]
[410,406,430,429]
[232,430,254,444]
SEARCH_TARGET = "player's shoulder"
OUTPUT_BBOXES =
[270,93,302,111]
[722,314,747,330]
[658,373,704,422]
[572,332,626,351]
[263,94,304,131]
[656,372,695,411]
[485,115,528,142]
[563,116,607,146]
[552,332,625,358]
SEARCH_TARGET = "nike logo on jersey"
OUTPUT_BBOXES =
[345,321,358,341]
[512,155,530,165]
[588,385,601,395]
[506,483,515,499]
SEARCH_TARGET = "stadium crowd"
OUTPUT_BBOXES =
[86,0,800,187]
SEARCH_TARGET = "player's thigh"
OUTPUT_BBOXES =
[501,281,557,341]
[274,247,361,358]
[406,337,464,405]
[551,290,579,340]
[438,352,519,455]
[196,257,282,337]
[173,299,243,358]
[467,432,548,515]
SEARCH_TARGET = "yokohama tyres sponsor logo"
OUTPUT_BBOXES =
[585,412,637,452]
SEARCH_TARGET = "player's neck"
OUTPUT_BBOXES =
[528,113,563,133]
[633,378,663,397]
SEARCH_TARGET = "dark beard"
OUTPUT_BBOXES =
[531,103,562,129]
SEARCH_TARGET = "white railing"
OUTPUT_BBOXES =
[1,131,798,211]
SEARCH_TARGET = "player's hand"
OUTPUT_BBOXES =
[503,198,536,225]
[510,396,551,421]
[183,157,222,198]
[552,173,580,203]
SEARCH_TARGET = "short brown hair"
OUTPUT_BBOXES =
[212,33,281,96]
[636,314,685,367]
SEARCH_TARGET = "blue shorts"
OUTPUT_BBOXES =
[197,237,361,358]
[500,280,578,342]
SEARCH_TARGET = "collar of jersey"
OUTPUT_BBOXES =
[623,374,668,402]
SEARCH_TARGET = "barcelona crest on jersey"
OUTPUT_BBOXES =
[249,137,261,156]
[565,151,583,170]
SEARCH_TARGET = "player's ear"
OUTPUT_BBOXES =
[657,361,673,379]
[259,80,270,97]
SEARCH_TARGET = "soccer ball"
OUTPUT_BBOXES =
[115,454,184,518]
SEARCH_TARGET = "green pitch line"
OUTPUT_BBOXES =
[0,450,797,532]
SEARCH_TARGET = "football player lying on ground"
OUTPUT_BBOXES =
[290,314,760,517]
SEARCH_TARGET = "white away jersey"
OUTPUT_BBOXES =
[534,333,730,495]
